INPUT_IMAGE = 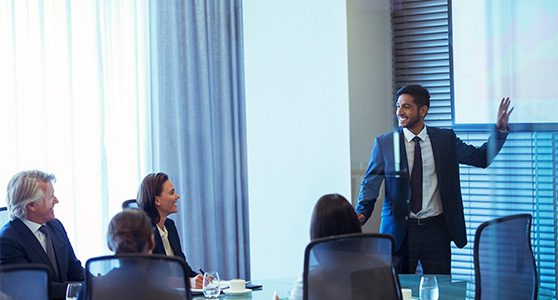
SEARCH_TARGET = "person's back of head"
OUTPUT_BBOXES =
[95,209,183,300]
[107,209,154,254]
[310,193,361,240]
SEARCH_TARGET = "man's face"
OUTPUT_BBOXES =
[396,93,427,133]
[27,181,59,224]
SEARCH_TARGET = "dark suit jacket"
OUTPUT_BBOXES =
[356,127,508,251]
[152,218,197,277]
[0,218,84,300]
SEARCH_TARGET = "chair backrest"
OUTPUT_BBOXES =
[0,207,9,227]
[0,264,49,300]
[474,213,537,300]
[85,254,190,300]
[121,199,138,209]
[303,233,401,300]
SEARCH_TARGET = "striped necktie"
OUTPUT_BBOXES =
[39,225,59,278]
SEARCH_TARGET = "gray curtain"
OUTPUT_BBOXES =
[148,0,249,279]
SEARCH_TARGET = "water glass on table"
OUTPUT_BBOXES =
[419,275,439,300]
[66,282,82,300]
[203,271,221,298]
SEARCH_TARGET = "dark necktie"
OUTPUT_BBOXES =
[39,225,59,278]
[410,136,423,214]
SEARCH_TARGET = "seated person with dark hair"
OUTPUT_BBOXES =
[89,209,183,300]
[288,193,363,300]
[137,172,203,289]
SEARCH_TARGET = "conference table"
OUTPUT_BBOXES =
[192,274,554,300]
[192,275,468,300]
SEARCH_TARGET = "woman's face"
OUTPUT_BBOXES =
[155,179,181,218]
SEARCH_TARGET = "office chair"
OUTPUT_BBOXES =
[0,207,8,227]
[121,199,139,209]
[85,254,190,300]
[474,213,537,300]
[0,264,50,300]
[303,233,402,300]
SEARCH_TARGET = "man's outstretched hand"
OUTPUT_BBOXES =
[496,97,514,131]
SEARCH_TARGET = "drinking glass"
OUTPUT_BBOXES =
[66,282,82,300]
[203,271,221,298]
[419,275,439,300]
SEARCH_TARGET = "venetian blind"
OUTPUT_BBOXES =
[391,0,557,298]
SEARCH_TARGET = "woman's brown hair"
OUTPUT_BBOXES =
[137,172,169,225]
[107,209,153,254]
[310,193,362,240]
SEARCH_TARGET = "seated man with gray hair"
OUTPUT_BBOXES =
[0,170,84,300]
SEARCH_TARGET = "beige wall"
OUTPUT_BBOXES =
[244,0,394,279]
[347,0,393,232]
[244,0,351,279]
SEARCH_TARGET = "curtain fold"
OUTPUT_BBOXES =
[148,0,250,279]
[0,0,150,261]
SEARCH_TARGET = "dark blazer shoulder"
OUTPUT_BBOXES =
[1,218,35,240]
[153,219,197,277]
[374,129,403,151]
[45,218,66,233]
[0,218,52,269]
[426,126,456,138]
[0,218,19,236]
[377,129,400,141]
[164,218,178,232]
[153,219,183,259]
[164,219,184,258]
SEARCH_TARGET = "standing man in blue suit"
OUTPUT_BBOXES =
[356,85,513,274]
[0,170,84,299]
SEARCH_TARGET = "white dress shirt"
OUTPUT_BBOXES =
[402,126,443,219]
[21,218,48,252]
[156,224,175,256]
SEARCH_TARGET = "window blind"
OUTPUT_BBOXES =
[391,0,557,298]
[392,0,451,128]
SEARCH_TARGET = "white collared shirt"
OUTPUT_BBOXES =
[156,224,175,256]
[21,218,48,252]
[402,126,443,218]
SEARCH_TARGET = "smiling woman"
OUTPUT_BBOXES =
[137,172,204,289]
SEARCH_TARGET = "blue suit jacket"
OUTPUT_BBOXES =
[0,218,84,300]
[152,218,197,277]
[356,127,508,251]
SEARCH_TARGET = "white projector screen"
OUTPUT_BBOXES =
[451,0,558,130]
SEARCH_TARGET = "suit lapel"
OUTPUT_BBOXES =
[153,226,165,254]
[397,128,410,176]
[165,220,179,254]
[12,219,55,272]
[46,222,65,280]
[427,127,443,185]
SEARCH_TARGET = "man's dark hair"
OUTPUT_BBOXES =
[137,172,169,226]
[310,193,362,240]
[396,84,430,108]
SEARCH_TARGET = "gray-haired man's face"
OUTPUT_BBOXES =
[26,181,59,224]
